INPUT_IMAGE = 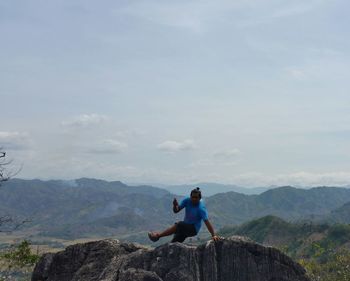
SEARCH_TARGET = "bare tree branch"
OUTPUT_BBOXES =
[0,149,29,232]
[0,148,22,184]
[0,148,9,183]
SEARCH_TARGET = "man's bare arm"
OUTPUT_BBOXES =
[204,220,220,241]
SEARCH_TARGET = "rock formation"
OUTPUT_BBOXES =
[32,236,310,281]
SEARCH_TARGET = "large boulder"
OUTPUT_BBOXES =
[32,237,310,281]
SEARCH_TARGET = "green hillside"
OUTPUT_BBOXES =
[1,179,350,243]
[326,202,350,223]
[0,178,176,240]
[218,215,350,261]
[206,186,350,227]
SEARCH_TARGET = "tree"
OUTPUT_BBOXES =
[300,249,350,281]
[0,149,12,230]
[0,149,27,231]
[0,148,21,185]
[0,151,35,280]
[0,149,10,184]
[0,240,40,281]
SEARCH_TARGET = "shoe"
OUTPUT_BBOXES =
[148,232,159,242]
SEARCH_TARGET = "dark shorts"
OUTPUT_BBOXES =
[171,221,197,243]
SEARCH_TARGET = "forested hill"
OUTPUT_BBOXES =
[218,215,350,261]
[206,186,350,226]
[1,179,350,242]
[325,201,350,223]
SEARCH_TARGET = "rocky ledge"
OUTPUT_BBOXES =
[32,236,310,281]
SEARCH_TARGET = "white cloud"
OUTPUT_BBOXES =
[0,131,30,150]
[223,171,350,187]
[271,2,315,19]
[157,139,196,152]
[236,0,327,28]
[288,68,307,80]
[187,148,241,168]
[189,158,238,168]
[120,0,325,33]
[281,171,350,187]
[29,156,139,181]
[213,148,241,159]
[87,139,128,154]
[118,1,215,32]
[61,114,108,128]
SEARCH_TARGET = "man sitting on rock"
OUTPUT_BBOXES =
[148,187,220,243]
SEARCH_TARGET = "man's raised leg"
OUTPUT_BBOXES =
[158,224,177,238]
[148,224,177,242]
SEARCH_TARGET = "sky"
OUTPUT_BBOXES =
[1,0,350,187]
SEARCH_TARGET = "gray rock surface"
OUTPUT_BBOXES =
[32,237,310,281]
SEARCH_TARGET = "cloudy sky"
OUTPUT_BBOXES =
[1,0,350,187]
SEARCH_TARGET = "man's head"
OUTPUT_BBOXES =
[190,187,201,205]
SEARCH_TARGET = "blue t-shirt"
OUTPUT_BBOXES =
[179,197,209,233]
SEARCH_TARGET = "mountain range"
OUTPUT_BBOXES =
[143,182,270,196]
[0,178,350,244]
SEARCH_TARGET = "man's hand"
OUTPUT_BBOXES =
[204,220,220,241]
[173,198,179,213]
[173,198,178,207]
[211,235,221,242]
